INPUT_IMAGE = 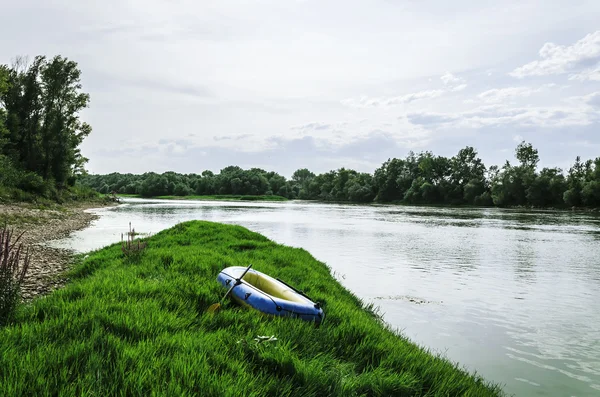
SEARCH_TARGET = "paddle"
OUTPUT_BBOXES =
[207,263,253,314]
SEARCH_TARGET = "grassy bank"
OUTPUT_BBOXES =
[0,221,503,396]
[118,194,288,202]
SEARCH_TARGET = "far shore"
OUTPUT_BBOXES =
[116,193,600,213]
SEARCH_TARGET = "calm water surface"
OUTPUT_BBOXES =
[50,198,600,396]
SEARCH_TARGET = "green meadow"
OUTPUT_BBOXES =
[0,221,503,396]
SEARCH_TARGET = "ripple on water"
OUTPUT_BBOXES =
[515,378,541,387]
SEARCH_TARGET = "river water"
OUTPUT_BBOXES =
[50,198,600,396]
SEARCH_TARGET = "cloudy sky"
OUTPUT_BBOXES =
[1,0,599,177]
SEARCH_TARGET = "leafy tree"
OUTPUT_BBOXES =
[526,168,566,207]
[515,141,539,170]
[373,158,406,201]
[450,146,487,204]
[1,55,91,188]
[174,182,192,196]
[564,156,585,207]
[0,66,9,152]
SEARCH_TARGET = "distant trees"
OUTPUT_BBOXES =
[0,55,92,200]
[79,141,599,209]
[371,147,490,205]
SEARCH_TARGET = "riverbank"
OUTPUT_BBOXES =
[118,194,288,202]
[0,200,118,300]
[0,220,503,396]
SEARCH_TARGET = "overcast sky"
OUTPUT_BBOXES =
[1,0,599,177]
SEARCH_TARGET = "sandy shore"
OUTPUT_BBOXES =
[0,201,118,301]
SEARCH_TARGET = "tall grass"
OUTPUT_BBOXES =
[0,221,504,396]
[0,227,30,325]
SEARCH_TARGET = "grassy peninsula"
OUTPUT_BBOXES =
[0,221,502,396]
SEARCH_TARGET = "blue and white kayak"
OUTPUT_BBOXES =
[216,266,324,325]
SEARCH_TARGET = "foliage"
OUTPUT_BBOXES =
[0,55,92,202]
[78,142,599,209]
[0,221,503,395]
[0,227,30,326]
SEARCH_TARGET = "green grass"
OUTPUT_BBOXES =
[0,221,503,396]
[119,194,289,202]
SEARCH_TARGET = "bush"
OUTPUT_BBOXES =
[0,155,20,187]
[0,227,30,326]
[173,183,192,196]
[65,184,99,201]
[16,171,47,196]
[474,191,493,206]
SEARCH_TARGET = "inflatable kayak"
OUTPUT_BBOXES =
[216,266,324,325]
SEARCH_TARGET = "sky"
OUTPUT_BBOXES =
[1,0,599,178]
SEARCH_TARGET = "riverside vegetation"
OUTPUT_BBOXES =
[0,55,99,205]
[80,143,600,209]
[0,221,503,396]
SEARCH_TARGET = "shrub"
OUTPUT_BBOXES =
[0,227,30,326]
[0,155,20,187]
[16,171,47,196]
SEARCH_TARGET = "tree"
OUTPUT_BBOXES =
[174,182,192,196]
[515,141,539,170]
[526,167,566,207]
[373,158,406,201]
[564,156,585,207]
[292,168,315,185]
[1,55,92,188]
[0,66,9,151]
[450,146,487,204]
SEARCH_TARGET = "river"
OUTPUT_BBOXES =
[49,198,600,396]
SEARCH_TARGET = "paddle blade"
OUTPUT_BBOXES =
[207,303,222,314]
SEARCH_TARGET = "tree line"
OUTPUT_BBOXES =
[80,142,600,208]
[0,55,93,202]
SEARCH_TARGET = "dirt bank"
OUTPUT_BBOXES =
[0,201,118,300]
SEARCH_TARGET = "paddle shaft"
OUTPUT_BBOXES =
[218,263,252,305]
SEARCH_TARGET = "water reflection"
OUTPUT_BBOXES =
[48,198,600,397]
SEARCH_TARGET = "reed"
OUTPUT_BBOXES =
[121,222,147,263]
[0,226,30,325]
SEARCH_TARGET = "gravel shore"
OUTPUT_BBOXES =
[0,201,117,300]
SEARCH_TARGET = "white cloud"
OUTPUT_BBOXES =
[441,72,466,88]
[451,84,468,92]
[341,72,468,109]
[476,84,556,103]
[340,90,444,108]
[407,103,595,129]
[564,91,600,109]
[513,134,524,143]
[582,92,600,108]
[478,87,538,102]
[510,31,600,78]
[569,64,600,81]
[441,72,468,92]
[292,122,332,131]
